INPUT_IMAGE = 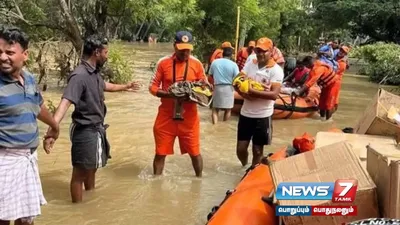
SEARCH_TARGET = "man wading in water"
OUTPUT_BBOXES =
[209,47,239,124]
[149,31,208,177]
[235,37,284,167]
[0,26,59,225]
[44,35,140,203]
[296,45,340,121]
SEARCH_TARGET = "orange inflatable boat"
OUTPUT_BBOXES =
[233,92,319,119]
[206,133,318,225]
[273,94,319,119]
[206,147,291,225]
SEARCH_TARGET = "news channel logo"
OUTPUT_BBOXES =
[275,179,358,202]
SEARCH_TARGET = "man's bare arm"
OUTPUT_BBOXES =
[105,81,140,92]
[53,98,72,124]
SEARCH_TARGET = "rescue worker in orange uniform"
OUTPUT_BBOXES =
[149,31,207,177]
[236,40,256,71]
[210,41,235,64]
[208,41,235,84]
[297,46,340,121]
[334,45,350,112]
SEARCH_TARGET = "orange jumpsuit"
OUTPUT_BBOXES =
[304,60,340,111]
[335,57,347,105]
[236,47,251,71]
[210,49,223,64]
[149,54,206,156]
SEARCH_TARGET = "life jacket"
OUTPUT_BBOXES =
[209,49,223,64]
[236,48,250,71]
[272,47,285,64]
[292,133,315,153]
[335,57,348,78]
[314,60,338,88]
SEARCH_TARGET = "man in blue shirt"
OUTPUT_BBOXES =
[209,48,239,124]
[0,26,59,225]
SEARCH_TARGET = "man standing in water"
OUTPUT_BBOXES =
[209,41,235,64]
[297,46,340,121]
[334,45,350,112]
[209,47,239,124]
[44,35,139,203]
[235,37,284,167]
[0,26,59,225]
[149,31,207,177]
[207,41,235,80]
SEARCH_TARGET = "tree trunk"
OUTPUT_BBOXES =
[158,28,166,40]
[113,22,120,39]
[36,43,46,85]
[95,0,109,37]
[58,0,83,54]
[135,23,145,41]
[238,23,248,50]
[142,21,153,40]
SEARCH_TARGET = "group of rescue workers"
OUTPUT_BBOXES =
[209,38,350,122]
[0,24,350,225]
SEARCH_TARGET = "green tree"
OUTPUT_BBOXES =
[313,0,400,43]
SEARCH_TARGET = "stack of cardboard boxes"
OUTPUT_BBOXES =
[270,89,400,224]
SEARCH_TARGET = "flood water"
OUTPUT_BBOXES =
[36,42,379,225]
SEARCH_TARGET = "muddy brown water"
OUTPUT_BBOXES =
[35,42,379,225]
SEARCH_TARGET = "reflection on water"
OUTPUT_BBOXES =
[36,42,378,225]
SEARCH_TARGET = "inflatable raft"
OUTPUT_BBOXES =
[206,147,291,225]
[233,92,319,119]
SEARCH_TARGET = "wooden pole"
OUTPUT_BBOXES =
[234,6,241,61]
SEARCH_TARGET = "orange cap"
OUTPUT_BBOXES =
[221,41,234,49]
[255,37,273,51]
[248,41,256,47]
[340,46,350,54]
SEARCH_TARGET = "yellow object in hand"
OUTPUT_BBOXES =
[233,73,264,94]
[192,86,212,97]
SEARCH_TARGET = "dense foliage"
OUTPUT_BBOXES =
[102,44,135,84]
[313,0,400,43]
[351,43,400,85]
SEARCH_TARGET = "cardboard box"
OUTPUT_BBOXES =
[367,144,400,218]
[270,141,379,225]
[315,132,397,169]
[353,88,400,139]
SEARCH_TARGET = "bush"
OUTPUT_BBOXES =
[102,46,134,84]
[353,43,400,85]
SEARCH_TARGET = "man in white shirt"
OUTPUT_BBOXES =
[245,43,285,69]
[235,37,284,167]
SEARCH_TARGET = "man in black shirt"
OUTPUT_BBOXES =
[44,35,139,203]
